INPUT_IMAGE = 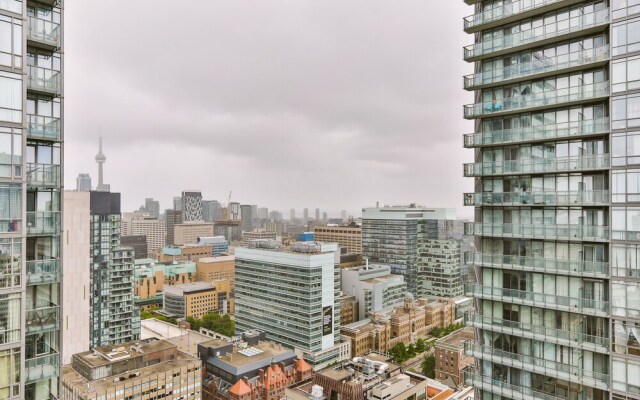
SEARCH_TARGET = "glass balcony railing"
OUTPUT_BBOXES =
[463,190,609,207]
[464,0,570,32]
[464,46,609,89]
[463,366,567,400]
[464,82,610,119]
[26,305,59,334]
[0,217,21,234]
[464,251,609,277]
[26,211,60,236]
[463,118,609,148]
[464,283,610,314]
[463,154,609,177]
[26,163,60,187]
[25,353,59,383]
[27,114,61,141]
[464,312,610,350]
[464,341,610,388]
[27,65,61,95]
[27,16,61,48]
[26,259,60,285]
[464,222,609,241]
[463,8,610,61]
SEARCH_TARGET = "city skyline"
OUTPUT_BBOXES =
[62,1,474,217]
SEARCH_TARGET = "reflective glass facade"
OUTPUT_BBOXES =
[463,1,640,399]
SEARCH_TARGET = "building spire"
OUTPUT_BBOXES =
[95,137,110,192]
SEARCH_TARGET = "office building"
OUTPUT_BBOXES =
[197,236,230,256]
[196,255,236,288]
[214,220,242,242]
[62,191,91,366]
[269,210,283,221]
[342,263,407,318]
[341,210,347,223]
[258,207,269,220]
[183,190,203,221]
[173,196,183,212]
[121,234,148,258]
[174,222,214,245]
[165,208,182,246]
[434,327,474,387]
[162,280,233,318]
[143,197,160,218]
[303,208,309,221]
[315,208,320,220]
[203,199,222,222]
[0,5,68,397]
[235,240,345,369]
[461,1,626,400]
[61,338,202,400]
[322,212,328,222]
[314,224,363,254]
[159,244,214,263]
[229,202,240,220]
[362,206,462,298]
[134,259,197,307]
[339,295,359,326]
[127,216,166,256]
[240,204,253,231]
[290,208,296,221]
[242,229,277,243]
[75,173,91,191]
[89,191,140,347]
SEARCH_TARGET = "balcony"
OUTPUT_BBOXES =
[26,65,61,96]
[0,217,21,234]
[464,46,609,90]
[464,190,609,207]
[464,222,609,242]
[26,211,60,236]
[27,114,61,141]
[26,163,60,187]
[463,118,609,148]
[464,251,608,278]
[463,366,567,400]
[27,16,61,50]
[25,353,59,383]
[464,81,609,119]
[26,259,60,285]
[26,305,59,334]
[463,154,609,177]
[463,8,609,62]
[463,0,586,33]
[464,283,609,316]
[464,312,609,353]
[464,341,609,390]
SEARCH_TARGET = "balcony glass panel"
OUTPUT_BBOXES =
[26,259,60,285]
[464,222,609,241]
[464,341,609,386]
[464,190,609,206]
[463,154,609,177]
[463,366,567,400]
[463,8,609,60]
[25,353,59,383]
[464,118,609,148]
[27,16,61,48]
[26,211,60,235]
[464,46,609,89]
[465,252,608,277]
[464,283,610,313]
[26,65,61,95]
[26,305,59,334]
[464,81,609,118]
[26,163,60,186]
[27,114,61,141]
[464,312,609,349]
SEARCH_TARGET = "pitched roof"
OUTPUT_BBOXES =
[229,379,252,396]
[294,358,313,372]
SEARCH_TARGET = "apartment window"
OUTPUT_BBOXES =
[0,15,22,68]
[0,71,21,123]
[0,347,20,398]
[0,0,21,14]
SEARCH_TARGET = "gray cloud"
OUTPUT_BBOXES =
[64,1,475,217]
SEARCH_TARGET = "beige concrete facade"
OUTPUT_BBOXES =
[164,280,233,318]
[174,222,214,245]
[196,256,236,289]
[159,244,214,263]
[314,225,362,254]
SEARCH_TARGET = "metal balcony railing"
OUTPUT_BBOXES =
[464,222,609,242]
[463,154,609,177]
[463,366,567,400]
[464,190,609,207]
[464,0,575,31]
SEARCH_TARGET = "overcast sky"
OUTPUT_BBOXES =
[64,1,474,218]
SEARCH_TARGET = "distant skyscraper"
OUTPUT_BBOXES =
[89,191,140,347]
[76,173,91,191]
[165,209,183,246]
[341,210,347,223]
[303,208,309,221]
[240,204,253,232]
[322,212,328,222]
[290,208,296,220]
[182,190,203,221]
[173,196,183,211]
[202,200,221,222]
[229,202,240,220]
[258,207,269,219]
[269,210,283,221]
[144,198,160,218]
[95,137,110,192]
[315,208,320,220]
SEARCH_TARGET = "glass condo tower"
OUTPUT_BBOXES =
[463,1,640,400]
[0,0,63,399]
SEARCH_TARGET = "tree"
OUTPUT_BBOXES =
[407,343,417,358]
[421,354,435,378]
[429,327,443,338]
[388,343,409,363]
[415,338,426,353]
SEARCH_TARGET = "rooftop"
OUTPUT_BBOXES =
[163,281,214,296]
[436,327,475,348]
[197,255,236,263]
[213,340,293,368]
[74,339,176,368]
[141,319,212,357]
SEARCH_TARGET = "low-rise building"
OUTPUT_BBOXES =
[197,236,230,256]
[313,224,362,254]
[134,258,197,308]
[175,222,215,245]
[196,255,235,289]
[61,338,202,400]
[434,327,474,387]
[242,229,277,243]
[341,295,456,357]
[163,280,233,318]
[342,263,407,318]
[159,244,214,263]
